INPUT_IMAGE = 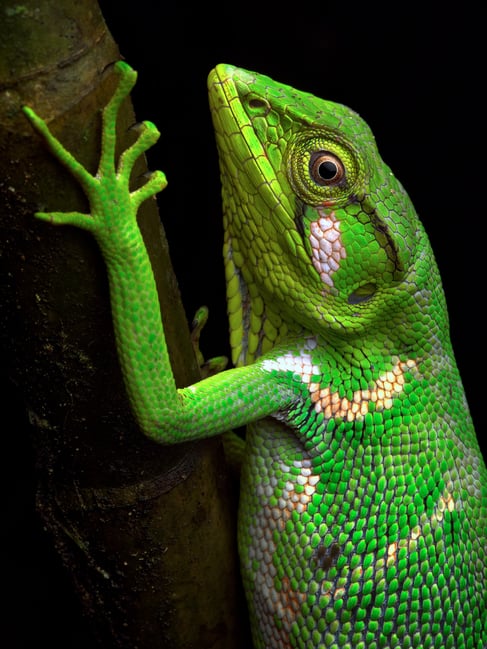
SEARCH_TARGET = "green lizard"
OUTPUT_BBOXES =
[23,61,486,649]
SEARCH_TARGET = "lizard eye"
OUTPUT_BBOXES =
[287,132,361,206]
[310,152,345,186]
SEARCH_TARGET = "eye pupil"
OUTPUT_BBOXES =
[310,152,345,186]
[318,160,338,180]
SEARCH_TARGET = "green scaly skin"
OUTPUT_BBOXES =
[24,61,486,649]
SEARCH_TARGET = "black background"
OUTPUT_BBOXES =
[4,3,484,646]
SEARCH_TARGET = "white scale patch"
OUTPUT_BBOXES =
[261,337,319,383]
[309,209,346,288]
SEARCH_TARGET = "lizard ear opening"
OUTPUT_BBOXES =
[347,283,377,305]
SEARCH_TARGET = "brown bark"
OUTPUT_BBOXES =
[0,1,242,646]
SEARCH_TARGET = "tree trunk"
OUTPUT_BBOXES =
[0,1,243,647]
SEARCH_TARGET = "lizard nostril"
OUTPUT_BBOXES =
[246,96,271,115]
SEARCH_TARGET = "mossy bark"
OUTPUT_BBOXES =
[0,1,242,646]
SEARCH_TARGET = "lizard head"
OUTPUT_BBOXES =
[208,64,443,364]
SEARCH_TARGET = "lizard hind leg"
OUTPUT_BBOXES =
[190,306,244,471]
[191,305,228,378]
[222,431,245,474]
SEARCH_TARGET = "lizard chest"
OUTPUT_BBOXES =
[237,417,485,649]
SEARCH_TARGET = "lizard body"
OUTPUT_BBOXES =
[24,62,486,649]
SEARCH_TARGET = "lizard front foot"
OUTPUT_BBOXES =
[22,61,167,242]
